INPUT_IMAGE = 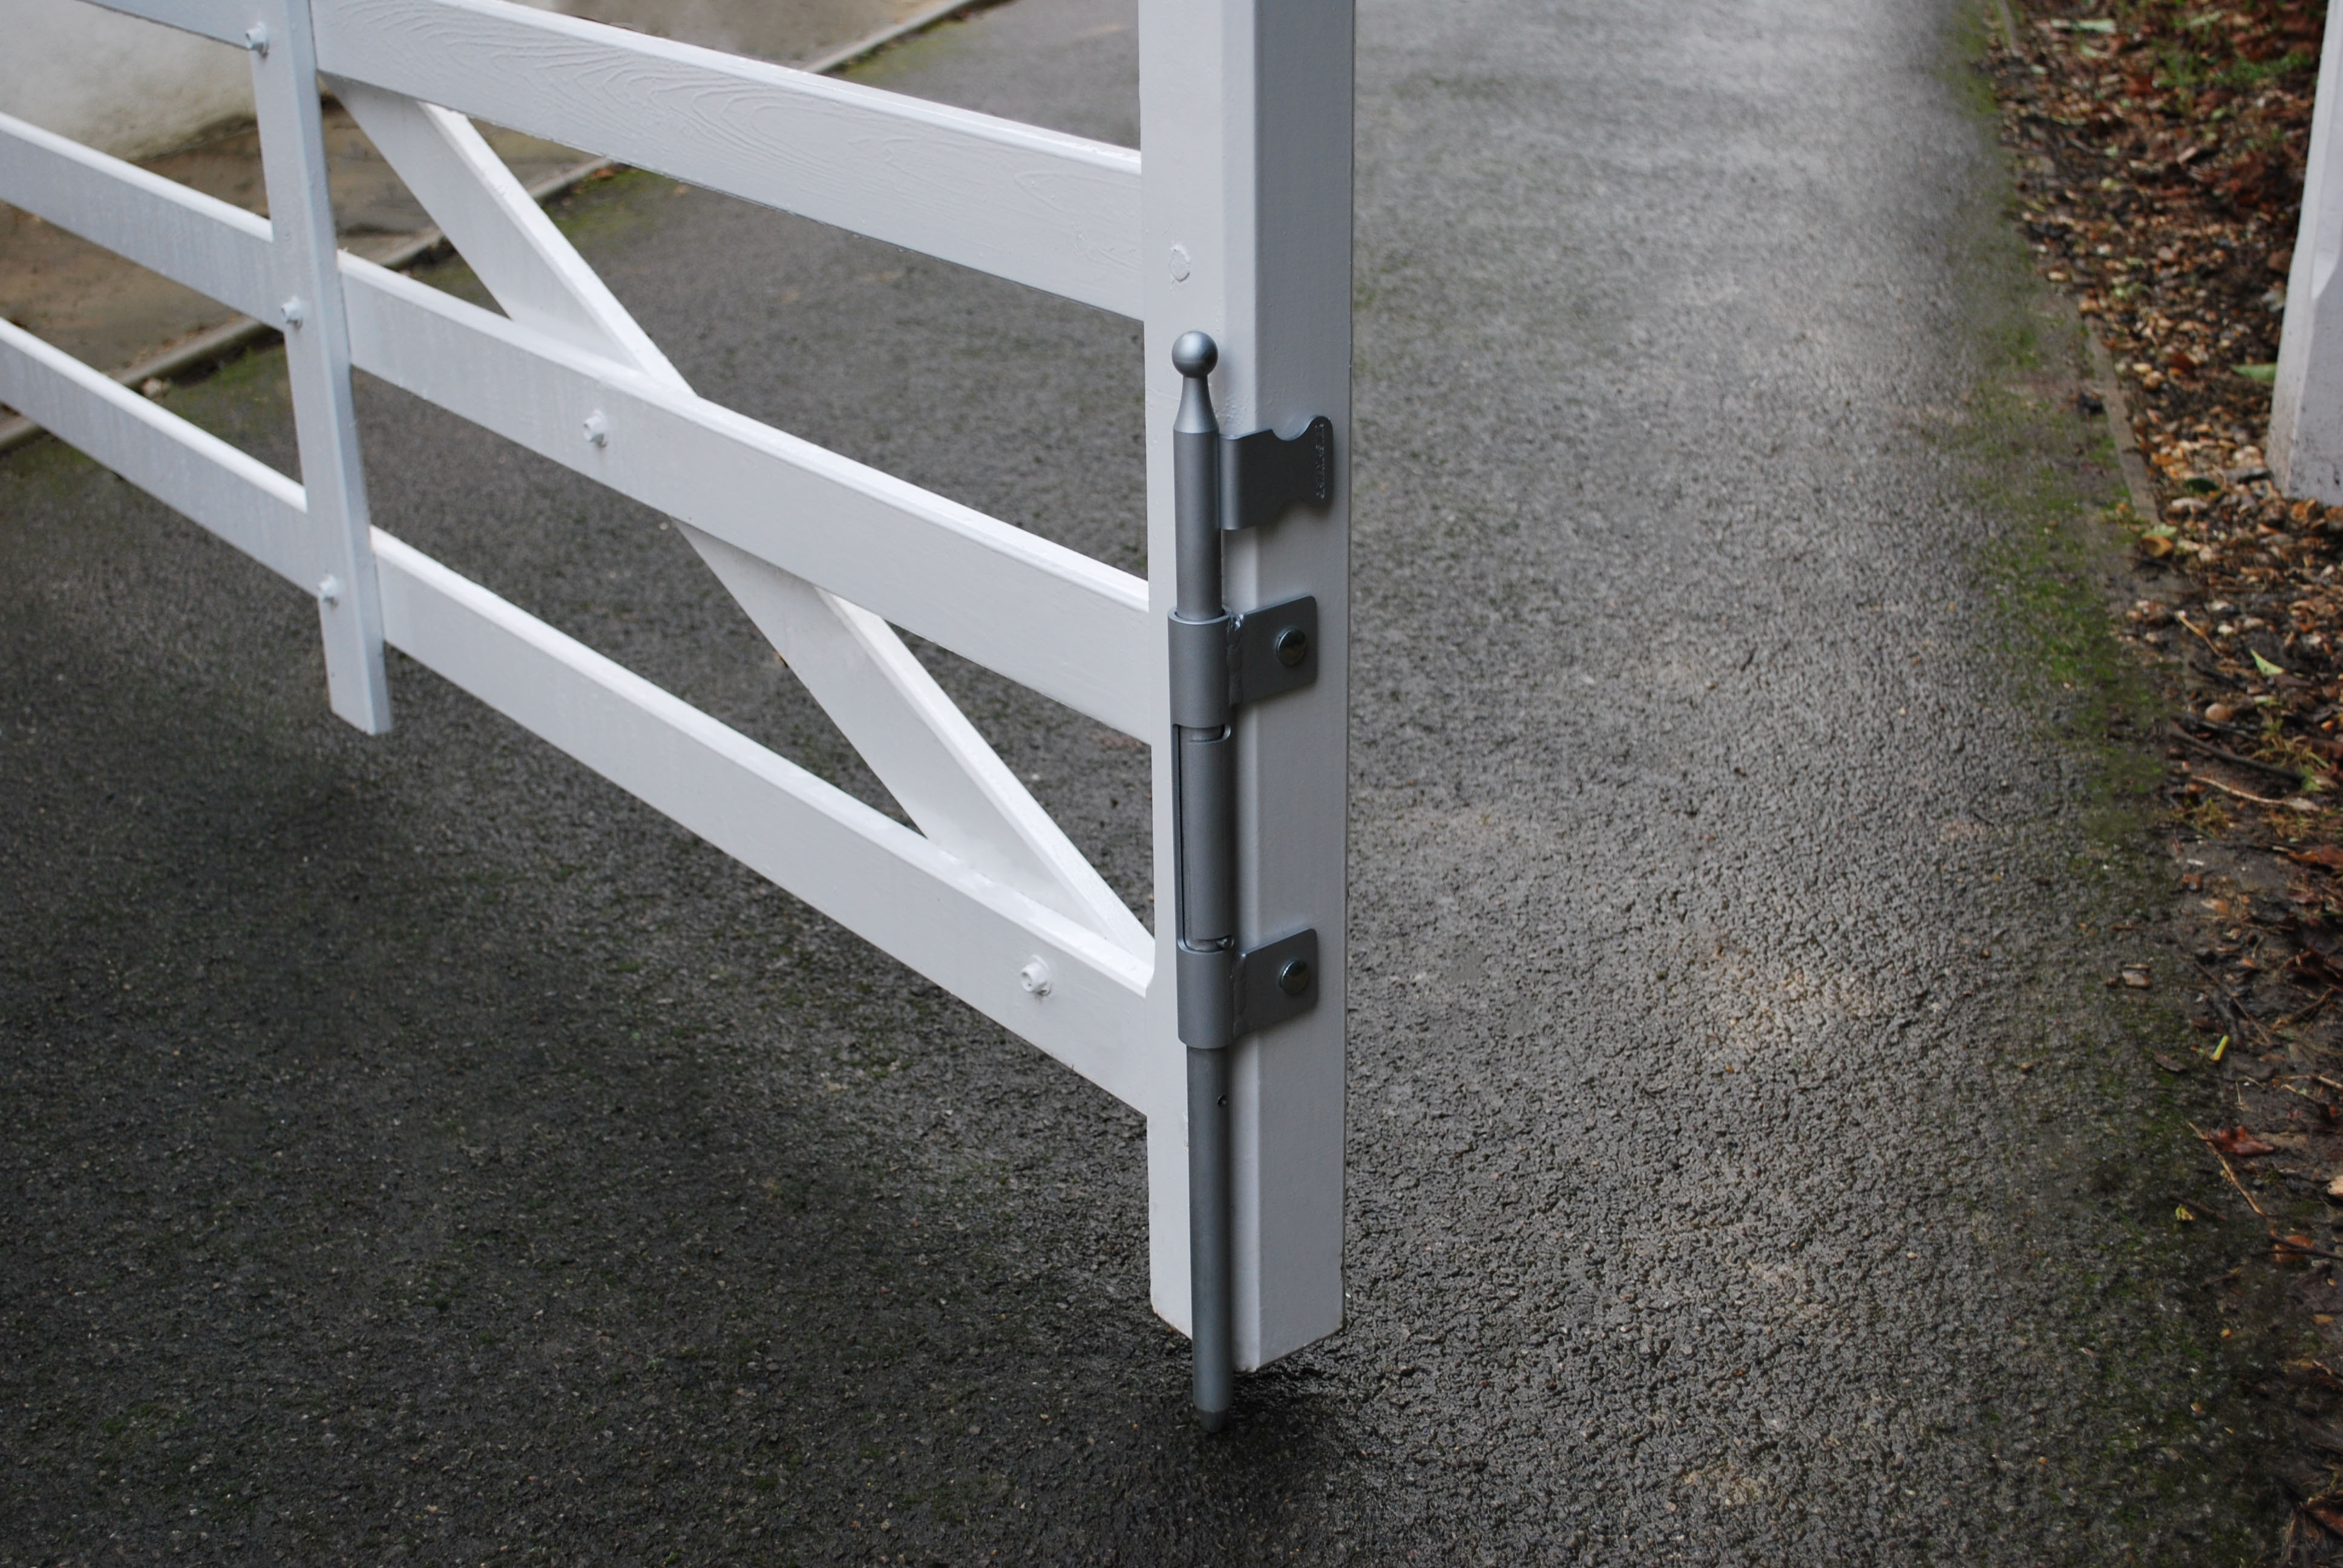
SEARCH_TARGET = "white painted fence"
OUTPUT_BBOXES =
[0,0,1350,1376]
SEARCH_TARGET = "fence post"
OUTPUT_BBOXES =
[2270,11,2343,501]
[1139,0,1352,1384]
[247,0,392,731]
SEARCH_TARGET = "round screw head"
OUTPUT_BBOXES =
[1274,626,1309,668]
[1277,958,1311,997]
[1172,331,1217,379]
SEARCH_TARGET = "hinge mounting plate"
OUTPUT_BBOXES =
[1234,927,1319,1038]
[1229,594,1317,708]
[1221,416,1333,532]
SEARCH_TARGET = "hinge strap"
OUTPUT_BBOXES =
[1221,416,1333,532]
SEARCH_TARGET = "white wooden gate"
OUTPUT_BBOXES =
[0,0,1351,1402]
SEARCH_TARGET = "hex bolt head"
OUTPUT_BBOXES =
[582,410,610,448]
[1019,958,1054,998]
[1274,626,1309,668]
[316,574,343,608]
[243,24,270,54]
[278,296,306,328]
[1277,958,1311,997]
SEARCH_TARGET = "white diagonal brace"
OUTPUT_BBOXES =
[332,78,685,379]
[686,531,1148,951]
[341,84,1145,949]
[370,532,1164,1120]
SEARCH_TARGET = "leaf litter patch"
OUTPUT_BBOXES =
[1987,1,2343,1554]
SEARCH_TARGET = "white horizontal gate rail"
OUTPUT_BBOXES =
[0,0,1349,1396]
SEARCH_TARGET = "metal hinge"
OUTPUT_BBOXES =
[1231,595,1317,705]
[1220,417,1334,532]
[1166,593,1317,728]
[1168,332,1327,1051]
[1234,927,1319,1037]
[1174,927,1320,1050]
[1167,330,1334,1434]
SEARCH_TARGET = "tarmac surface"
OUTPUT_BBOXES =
[0,0,2295,1562]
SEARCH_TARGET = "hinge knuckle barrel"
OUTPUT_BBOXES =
[1177,942,1237,1050]
[1168,612,1231,728]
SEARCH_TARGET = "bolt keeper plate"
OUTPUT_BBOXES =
[1234,927,1319,1038]
[1230,595,1317,708]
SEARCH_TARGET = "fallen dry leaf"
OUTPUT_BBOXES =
[2209,1126,2278,1157]
[1990,1,2343,843]
[2292,947,2343,988]
[2153,1051,2190,1073]
[2120,965,2152,988]
[2309,1496,2343,1538]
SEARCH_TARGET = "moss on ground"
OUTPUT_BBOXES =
[1896,7,2301,1561]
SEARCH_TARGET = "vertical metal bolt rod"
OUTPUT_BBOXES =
[1169,330,1233,1432]
[1187,1033,1231,1429]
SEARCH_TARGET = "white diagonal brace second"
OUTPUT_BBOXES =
[332,94,1149,946]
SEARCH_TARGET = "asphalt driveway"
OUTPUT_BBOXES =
[0,0,2285,1561]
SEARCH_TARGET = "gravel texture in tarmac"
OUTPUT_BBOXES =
[0,0,2296,1561]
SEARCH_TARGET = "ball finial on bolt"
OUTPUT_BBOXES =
[1172,331,1218,378]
